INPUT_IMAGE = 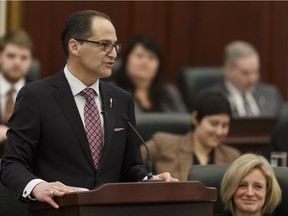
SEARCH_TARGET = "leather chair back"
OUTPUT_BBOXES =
[136,113,191,141]
[179,67,224,111]
[26,58,41,82]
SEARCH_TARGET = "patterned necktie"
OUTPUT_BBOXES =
[242,93,254,117]
[3,86,15,123]
[82,88,103,169]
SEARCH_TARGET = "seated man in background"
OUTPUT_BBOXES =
[0,30,34,155]
[210,40,283,117]
[218,153,281,216]
[141,91,241,181]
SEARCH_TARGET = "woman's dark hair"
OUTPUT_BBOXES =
[61,10,112,58]
[115,35,176,111]
[193,91,232,122]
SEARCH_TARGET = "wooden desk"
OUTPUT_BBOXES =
[224,117,277,157]
[225,136,270,156]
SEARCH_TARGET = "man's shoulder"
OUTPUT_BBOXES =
[256,81,279,93]
[23,75,55,91]
[255,81,282,101]
[100,81,132,97]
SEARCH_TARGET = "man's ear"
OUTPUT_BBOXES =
[191,111,199,126]
[68,39,81,57]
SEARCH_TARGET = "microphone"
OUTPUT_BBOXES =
[122,114,153,180]
[101,103,107,115]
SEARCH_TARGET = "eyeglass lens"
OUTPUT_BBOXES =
[104,43,121,53]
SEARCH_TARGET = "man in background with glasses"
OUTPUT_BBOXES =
[210,40,283,117]
[1,10,177,210]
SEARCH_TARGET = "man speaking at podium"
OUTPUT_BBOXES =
[1,10,177,209]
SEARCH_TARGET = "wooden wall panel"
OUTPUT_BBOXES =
[15,1,288,99]
[269,2,288,99]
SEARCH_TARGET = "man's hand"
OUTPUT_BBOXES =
[32,181,76,209]
[153,172,179,181]
[0,124,8,142]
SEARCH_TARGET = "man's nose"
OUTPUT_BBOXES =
[108,47,117,58]
[12,56,21,65]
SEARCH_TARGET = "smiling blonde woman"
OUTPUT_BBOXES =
[219,154,281,216]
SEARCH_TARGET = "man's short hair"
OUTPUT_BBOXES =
[0,30,33,52]
[224,40,258,66]
[61,10,112,58]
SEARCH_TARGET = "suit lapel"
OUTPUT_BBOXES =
[253,84,266,113]
[51,71,95,170]
[223,83,239,116]
[98,81,115,169]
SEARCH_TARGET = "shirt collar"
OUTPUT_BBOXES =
[225,79,255,95]
[64,65,100,97]
[0,72,25,96]
[225,80,243,96]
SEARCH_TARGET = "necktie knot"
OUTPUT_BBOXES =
[7,86,16,96]
[82,88,96,102]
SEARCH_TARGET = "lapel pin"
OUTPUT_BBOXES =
[110,98,113,108]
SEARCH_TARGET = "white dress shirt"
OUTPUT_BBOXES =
[225,80,260,117]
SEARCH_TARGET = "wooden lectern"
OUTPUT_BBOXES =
[31,181,216,216]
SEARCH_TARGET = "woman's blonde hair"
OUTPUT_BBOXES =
[221,153,281,215]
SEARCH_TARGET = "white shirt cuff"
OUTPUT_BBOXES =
[22,179,46,200]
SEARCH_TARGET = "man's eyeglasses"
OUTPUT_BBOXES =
[75,39,122,53]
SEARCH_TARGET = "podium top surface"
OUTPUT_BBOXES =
[31,181,216,210]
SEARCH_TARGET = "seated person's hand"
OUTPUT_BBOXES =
[153,172,179,181]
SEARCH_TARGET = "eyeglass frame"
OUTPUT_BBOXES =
[74,38,122,53]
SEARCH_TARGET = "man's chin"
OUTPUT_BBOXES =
[3,72,26,83]
[101,70,112,79]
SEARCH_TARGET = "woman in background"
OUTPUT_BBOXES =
[115,35,187,113]
[141,91,240,180]
[219,153,281,216]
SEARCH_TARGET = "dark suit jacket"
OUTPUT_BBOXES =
[209,81,283,117]
[0,71,147,199]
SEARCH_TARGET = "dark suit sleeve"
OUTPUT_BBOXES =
[1,85,41,198]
